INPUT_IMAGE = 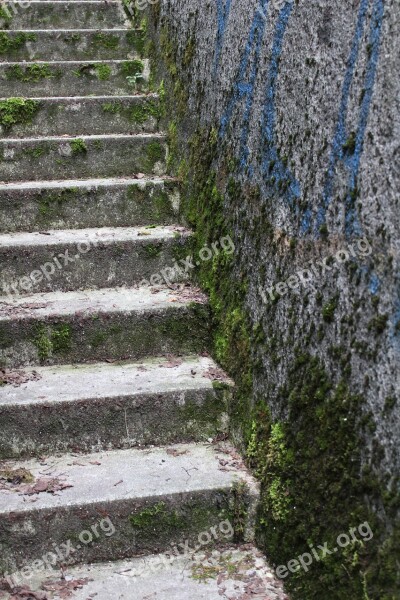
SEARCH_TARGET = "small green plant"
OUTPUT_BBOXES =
[70,138,87,155]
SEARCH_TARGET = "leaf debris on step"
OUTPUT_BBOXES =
[0,369,41,387]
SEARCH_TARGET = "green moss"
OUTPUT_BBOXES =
[322,296,339,322]
[144,141,164,170]
[102,99,161,124]
[38,187,78,218]
[0,97,39,130]
[33,325,53,361]
[142,242,163,258]
[121,59,144,77]
[32,323,72,361]
[130,501,168,528]
[0,6,12,25]
[92,32,119,49]
[24,145,48,159]
[126,29,146,56]
[5,63,57,82]
[95,64,112,80]
[0,32,36,55]
[70,138,87,155]
[343,132,356,154]
[368,313,388,334]
[51,324,72,353]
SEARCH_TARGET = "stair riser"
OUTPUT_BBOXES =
[0,61,149,97]
[0,304,210,368]
[0,2,128,30]
[0,181,180,232]
[0,388,229,459]
[0,235,191,294]
[0,97,161,137]
[0,490,237,575]
[0,30,145,61]
[0,136,167,182]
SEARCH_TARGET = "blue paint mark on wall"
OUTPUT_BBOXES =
[312,0,384,236]
[214,0,233,72]
[219,0,270,174]
[259,1,300,206]
[218,0,300,201]
[345,0,384,235]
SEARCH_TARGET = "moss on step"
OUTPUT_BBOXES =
[0,32,36,55]
[144,141,164,170]
[5,63,60,82]
[101,98,161,124]
[70,138,88,155]
[92,32,120,50]
[32,324,72,361]
[0,98,40,130]
[128,497,235,548]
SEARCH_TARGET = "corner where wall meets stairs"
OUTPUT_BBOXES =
[0,1,289,599]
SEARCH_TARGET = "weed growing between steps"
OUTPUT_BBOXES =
[144,10,400,599]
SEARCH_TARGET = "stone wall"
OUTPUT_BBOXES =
[144,1,399,597]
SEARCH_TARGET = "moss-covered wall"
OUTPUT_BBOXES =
[142,1,399,597]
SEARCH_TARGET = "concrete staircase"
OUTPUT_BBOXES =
[0,2,288,598]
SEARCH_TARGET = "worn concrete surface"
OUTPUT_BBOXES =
[1,547,289,600]
[0,355,231,456]
[0,443,258,571]
[0,95,161,137]
[0,133,167,182]
[0,59,150,96]
[0,28,144,61]
[0,177,180,232]
[0,285,210,368]
[0,1,128,30]
[0,225,191,293]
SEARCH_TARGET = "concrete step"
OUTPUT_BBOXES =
[0,177,180,232]
[0,95,162,137]
[1,547,289,600]
[0,443,259,574]
[0,2,128,30]
[0,355,232,458]
[0,29,146,61]
[0,285,210,368]
[0,133,167,182]
[0,225,192,294]
[0,59,149,97]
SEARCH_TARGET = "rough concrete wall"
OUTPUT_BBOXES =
[146,0,399,597]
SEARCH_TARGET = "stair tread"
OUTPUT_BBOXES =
[2,548,288,600]
[0,355,231,406]
[0,94,157,101]
[0,224,190,248]
[0,175,175,190]
[0,132,164,142]
[0,442,255,514]
[0,284,207,320]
